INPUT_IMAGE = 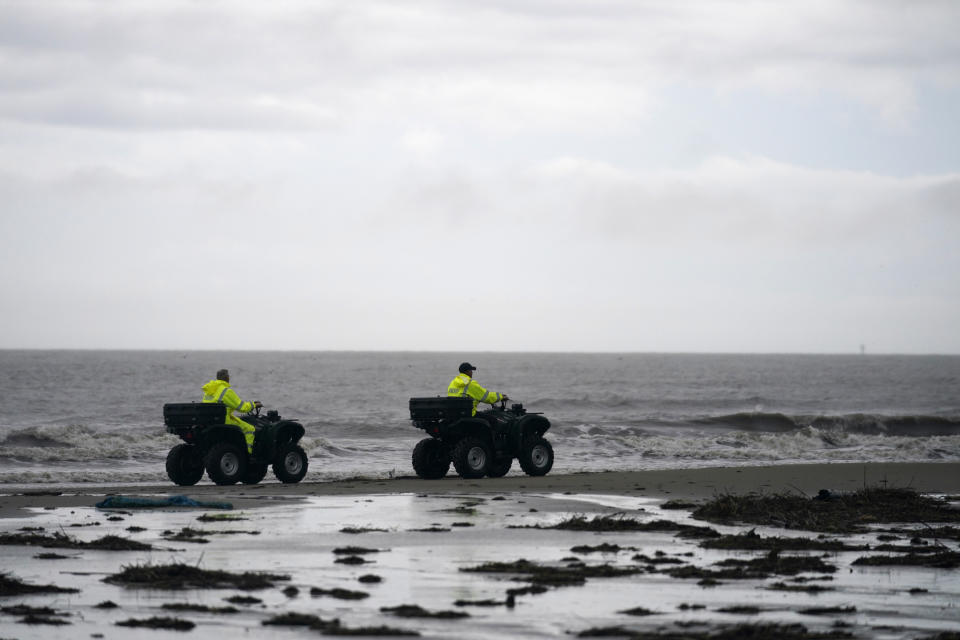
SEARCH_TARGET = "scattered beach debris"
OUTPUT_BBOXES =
[701,529,869,552]
[381,604,469,619]
[283,586,299,598]
[16,614,71,625]
[335,555,368,565]
[407,526,451,532]
[340,526,389,534]
[717,606,761,614]
[33,552,71,560]
[163,527,210,543]
[452,521,475,527]
[125,526,147,532]
[310,587,370,600]
[1,573,79,595]
[1,604,69,620]
[116,616,195,630]
[104,563,290,590]
[767,582,834,594]
[263,612,419,636]
[455,598,508,607]
[197,512,248,521]
[94,601,118,609]
[161,603,240,614]
[333,546,381,555]
[571,543,633,554]
[661,499,700,510]
[96,495,233,510]
[514,514,720,538]
[358,574,383,584]
[851,551,960,568]
[619,606,659,616]
[667,551,836,581]
[693,487,960,533]
[799,606,856,616]
[576,622,854,639]
[463,558,645,588]
[0,531,153,551]
[225,595,262,605]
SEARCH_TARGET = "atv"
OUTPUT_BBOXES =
[408,396,554,479]
[163,402,308,486]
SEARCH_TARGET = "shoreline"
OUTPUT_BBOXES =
[1,461,957,519]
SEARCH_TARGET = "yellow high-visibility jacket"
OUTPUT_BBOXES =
[201,379,255,428]
[447,373,504,416]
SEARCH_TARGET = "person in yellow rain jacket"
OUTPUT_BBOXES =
[202,369,261,453]
[447,362,509,416]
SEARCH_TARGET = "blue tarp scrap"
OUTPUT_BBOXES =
[95,495,233,510]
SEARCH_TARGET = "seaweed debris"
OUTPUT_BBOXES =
[462,559,644,588]
[380,604,469,619]
[310,587,370,600]
[798,606,856,616]
[335,556,369,565]
[104,563,289,590]
[767,582,834,594]
[116,617,195,631]
[333,546,381,555]
[0,573,79,596]
[571,543,632,554]
[668,551,835,581]
[358,574,383,583]
[701,529,868,552]
[264,612,419,636]
[576,622,853,639]
[225,595,262,605]
[340,527,389,534]
[693,487,960,533]
[161,603,240,614]
[517,514,719,538]
[619,606,658,616]
[0,531,153,551]
[851,551,960,568]
[455,598,508,607]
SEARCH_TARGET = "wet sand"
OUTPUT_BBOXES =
[1,462,958,639]
[1,461,957,519]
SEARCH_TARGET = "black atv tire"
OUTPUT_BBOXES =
[205,442,247,486]
[242,462,269,485]
[166,444,204,486]
[519,437,554,476]
[412,438,450,479]
[486,457,512,478]
[451,436,491,479]
[273,443,308,484]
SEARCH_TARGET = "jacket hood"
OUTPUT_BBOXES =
[202,379,229,395]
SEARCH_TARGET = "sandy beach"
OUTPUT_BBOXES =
[2,462,957,519]
[2,462,958,639]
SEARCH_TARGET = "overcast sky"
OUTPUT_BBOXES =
[1,1,958,353]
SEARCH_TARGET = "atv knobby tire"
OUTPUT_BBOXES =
[273,443,308,484]
[166,444,204,486]
[412,438,450,479]
[519,437,554,476]
[451,436,491,479]
[486,457,512,478]
[205,442,247,485]
[242,462,269,485]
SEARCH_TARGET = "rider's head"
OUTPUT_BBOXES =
[216,368,230,383]
[458,362,476,377]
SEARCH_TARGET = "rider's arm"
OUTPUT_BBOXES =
[222,388,254,413]
[465,381,504,406]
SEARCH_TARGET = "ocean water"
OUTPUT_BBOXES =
[0,350,958,485]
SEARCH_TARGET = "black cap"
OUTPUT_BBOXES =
[458,362,476,373]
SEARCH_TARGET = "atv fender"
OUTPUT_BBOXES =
[200,424,248,453]
[254,420,305,461]
[448,418,494,450]
[518,414,550,443]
